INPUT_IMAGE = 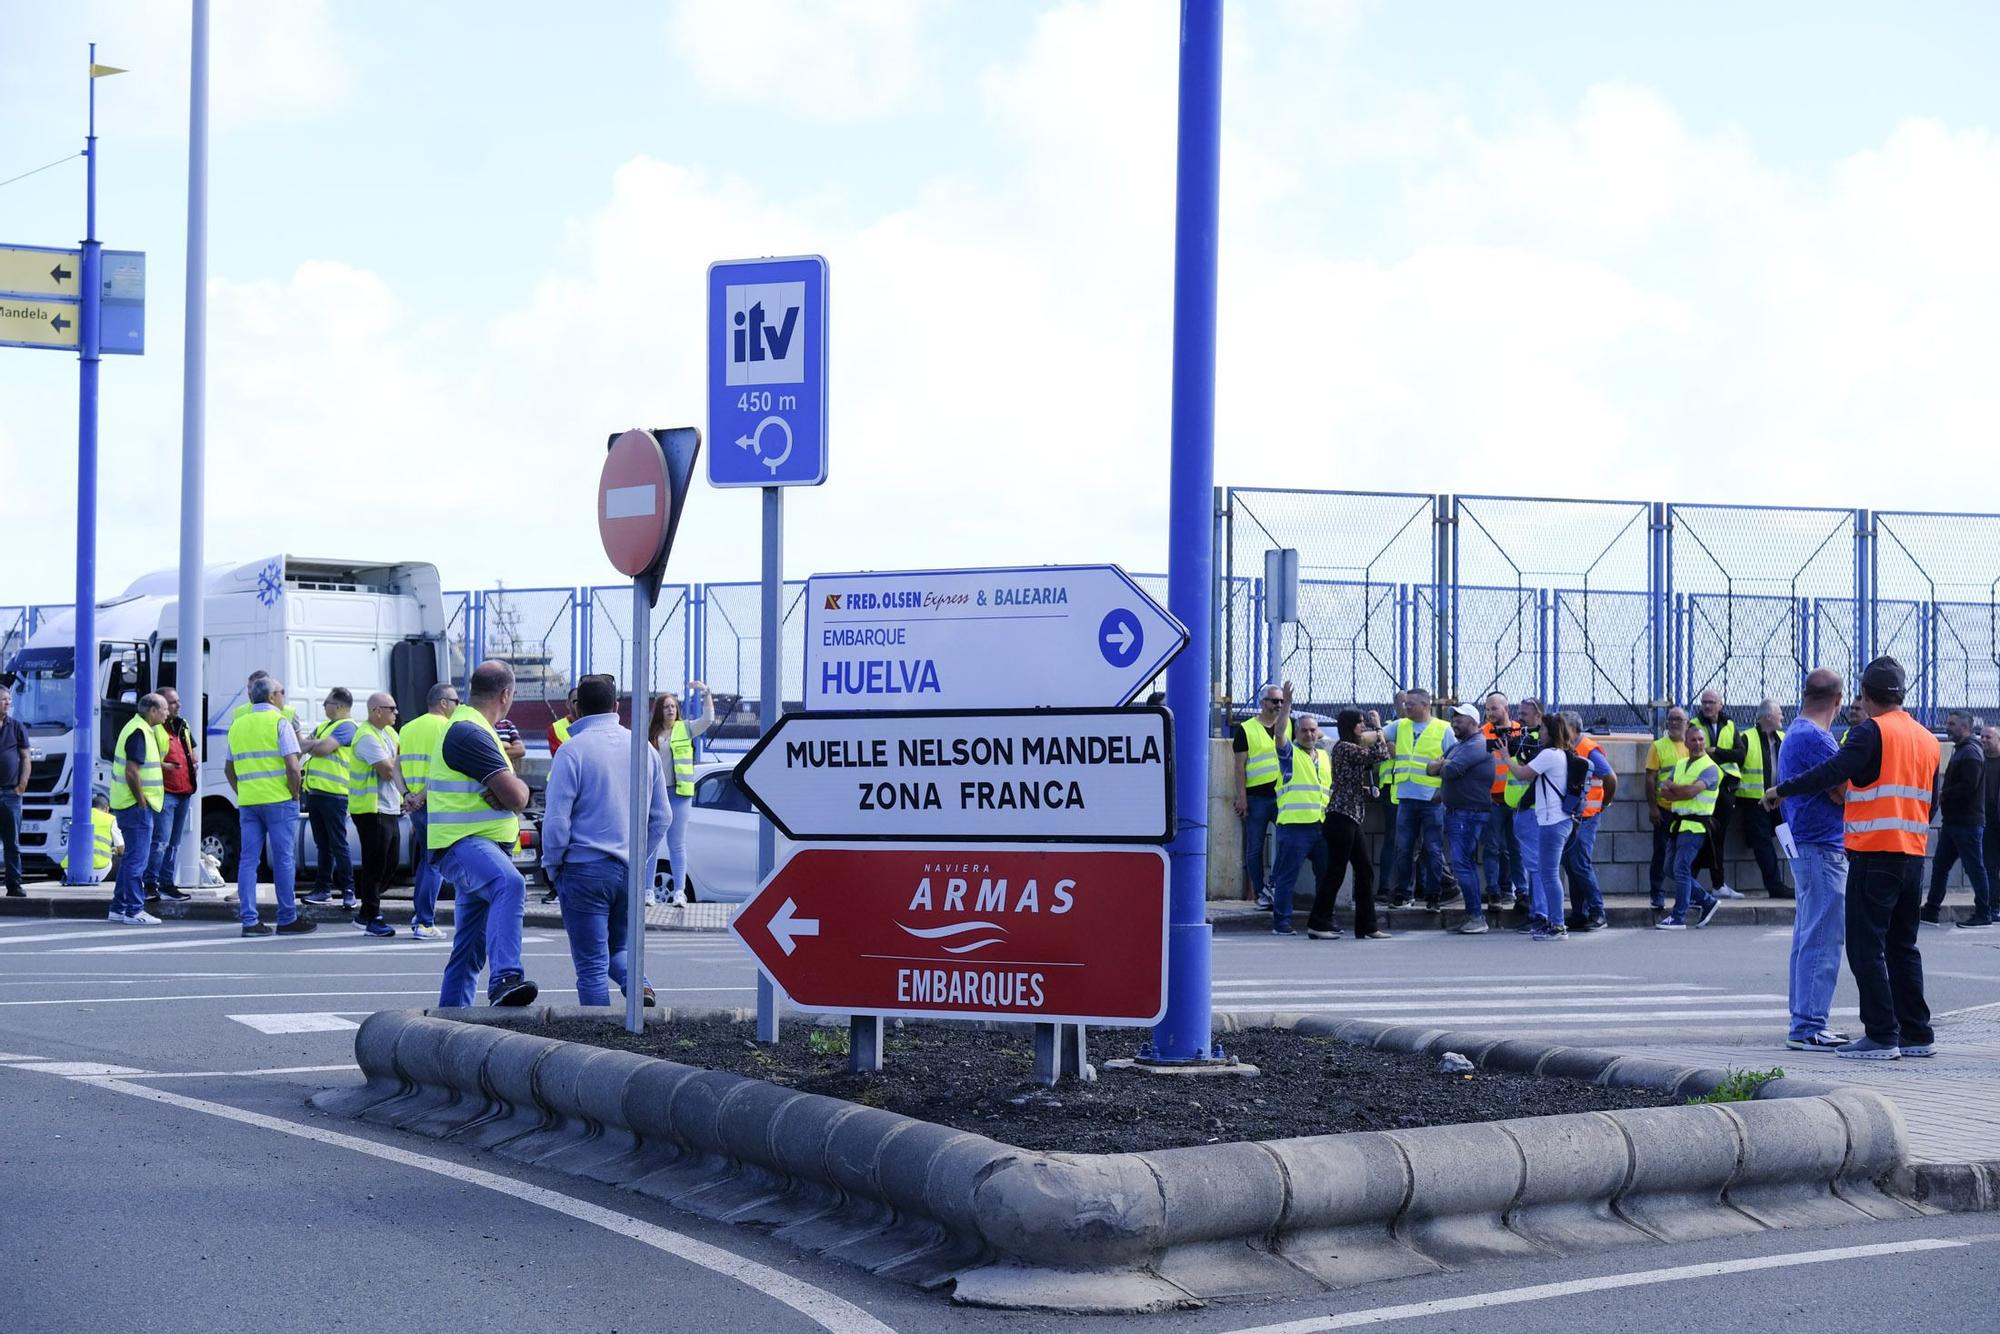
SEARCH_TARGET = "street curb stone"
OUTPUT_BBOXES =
[314,1006,1941,1312]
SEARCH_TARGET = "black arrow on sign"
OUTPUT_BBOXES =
[50,263,73,285]
[50,313,71,335]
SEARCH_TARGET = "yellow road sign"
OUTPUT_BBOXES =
[0,245,82,300]
[0,295,80,350]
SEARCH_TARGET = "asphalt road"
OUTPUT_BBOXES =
[2,915,1996,1331]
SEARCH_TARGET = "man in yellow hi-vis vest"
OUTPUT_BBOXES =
[298,687,360,907]
[224,676,315,936]
[108,693,169,924]
[430,661,539,1007]
[397,681,461,940]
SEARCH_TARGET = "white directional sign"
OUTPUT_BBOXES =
[804,564,1187,711]
[735,706,1174,842]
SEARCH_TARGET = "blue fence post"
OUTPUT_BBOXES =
[1250,575,1265,690]
[1855,508,1873,681]
[1550,592,1562,710]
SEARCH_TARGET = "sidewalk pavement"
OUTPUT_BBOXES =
[1207,888,1983,934]
[0,882,574,930]
[1607,1006,2000,1173]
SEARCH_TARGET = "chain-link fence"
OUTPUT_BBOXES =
[581,583,693,699]
[1224,489,1439,718]
[1214,489,1993,730]
[1875,510,2000,724]
[697,579,807,746]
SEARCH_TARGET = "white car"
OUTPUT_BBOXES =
[674,759,788,903]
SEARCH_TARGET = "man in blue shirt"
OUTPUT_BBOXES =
[541,674,671,1007]
[1770,667,1850,1051]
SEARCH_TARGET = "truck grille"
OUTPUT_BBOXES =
[24,755,64,796]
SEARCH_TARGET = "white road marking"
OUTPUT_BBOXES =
[10,1061,146,1076]
[1209,983,1732,998]
[0,1051,48,1061]
[112,1063,360,1079]
[0,927,165,947]
[228,1012,362,1034]
[0,988,553,1007]
[69,1075,895,1334]
[1221,1005,1861,1026]
[52,933,275,954]
[1219,1237,1968,1333]
[1219,994,1787,1013]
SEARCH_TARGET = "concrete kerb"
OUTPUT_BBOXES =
[317,1004,1949,1312]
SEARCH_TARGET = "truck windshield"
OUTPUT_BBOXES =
[4,649,76,728]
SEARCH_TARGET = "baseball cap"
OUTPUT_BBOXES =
[1451,704,1480,721]
[1860,656,1906,702]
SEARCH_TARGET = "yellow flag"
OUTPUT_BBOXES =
[89,63,127,78]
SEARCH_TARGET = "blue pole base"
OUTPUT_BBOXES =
[1142,920,1223,1062]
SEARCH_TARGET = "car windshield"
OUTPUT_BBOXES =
[5,649,76,728]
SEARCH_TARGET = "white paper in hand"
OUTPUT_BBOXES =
[1775,822,1799,859]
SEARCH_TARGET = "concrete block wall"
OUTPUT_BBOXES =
[1207,733,1967,901]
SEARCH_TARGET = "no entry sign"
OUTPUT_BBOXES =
[735,706,1173,842]
[599,429,671,578]
[729,844,1169,1025]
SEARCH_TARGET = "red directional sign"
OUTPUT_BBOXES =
[598,428,671,578]
[729,844,1169,1026]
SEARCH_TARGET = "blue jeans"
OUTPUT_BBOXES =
[147,791,192,889]
[1268,822,1326,928]
[237,798,300,926]
[437,835,527,1006]
[1386,798,1443,900]
[556,856,649,1006]
[1649,817,1674,903]
[665,792,692,899]
[1562,815,1603,921]
[1481,797,1524,898]
[1532,815,1572,927]
[112,803,154,916]
[1241,787,1277,896]
[1788,843,1847,1040]
[1671,829,1718,921]
[1512,807,1544,921]
[1925,822,1991,918]
[409,807,443,926]
[1445,808,1490,916]
[0,791,22,886]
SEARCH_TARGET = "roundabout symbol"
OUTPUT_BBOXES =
[734,415,794,475]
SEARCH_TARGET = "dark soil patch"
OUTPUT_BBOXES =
[528,1018,1677,1154]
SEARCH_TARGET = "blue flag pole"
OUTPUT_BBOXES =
[65,44,104,884]
[1148,0,1224,1062]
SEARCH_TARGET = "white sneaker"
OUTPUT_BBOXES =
[106,910,135,924]
[128,909,162,925]
[1714,883,1744,899]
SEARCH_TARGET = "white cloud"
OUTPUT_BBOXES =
[7,0,2000,609]
[664,0,937,122]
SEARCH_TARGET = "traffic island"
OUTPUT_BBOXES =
[315,1007,1925,1313]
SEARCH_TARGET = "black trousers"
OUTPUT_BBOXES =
[352,812,398,923]
[1845,850,1934,1047]
[1310,812,1378,936]
[1737,798,1790,896]
[305,789,354,893]
[1692,784,1738,889]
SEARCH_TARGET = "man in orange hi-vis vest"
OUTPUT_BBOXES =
[1767,657,1938,1061]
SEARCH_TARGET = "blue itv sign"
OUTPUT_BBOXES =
[707,255,828,488]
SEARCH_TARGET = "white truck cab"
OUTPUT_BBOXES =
[4,556,454,881]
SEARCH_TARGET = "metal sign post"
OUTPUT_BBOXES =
[598,428,700,1034]
[756,486,783,1042]
[708,254,829,1045]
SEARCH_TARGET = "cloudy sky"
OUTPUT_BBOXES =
[3,0,1997,606]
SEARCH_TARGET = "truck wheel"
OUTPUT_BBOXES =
[201,802,241,882]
